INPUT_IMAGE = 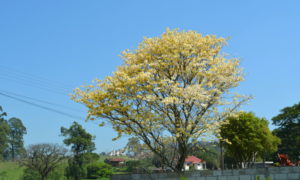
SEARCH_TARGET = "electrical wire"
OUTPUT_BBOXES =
[0,89,82,112]
[0,91,85,121]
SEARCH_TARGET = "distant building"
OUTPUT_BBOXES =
[107,148,126,156]
[105,158,126,167]
[184,156,206,171]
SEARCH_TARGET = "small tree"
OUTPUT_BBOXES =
[20,143,67,180]
[72,29,248,172]
[220,112,280,168]
[61,122,95,180]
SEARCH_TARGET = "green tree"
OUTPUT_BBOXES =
[190,142,220,170]
[6,117,27,160]
[272,102,300,161]
[0,106,9,159]
[220,112,280,168]
[126,137,142,157]
[20,143,67,180]
[86,162,113,179]
[72,29,248,172]
[61,122,95,180]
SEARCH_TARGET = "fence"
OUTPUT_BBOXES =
[111,166,300,180]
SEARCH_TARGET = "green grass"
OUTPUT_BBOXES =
[0,161,24,180]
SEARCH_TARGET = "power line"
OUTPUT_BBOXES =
[0,91,106,127]
[0,89,82,112]
[0,91,85,121]
[0,76,68,95]
[0,64,75,88]
[0,65,77,95]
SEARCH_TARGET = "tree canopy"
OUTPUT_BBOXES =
[0,106,9,159]
[61,121,95,156]
[72,29,248,171]
[220,112,280,168]
[20,143,67,180]
[0,106,26,160]
[7,117,27,160]
[61,121,95,180]
[272,102,300,161]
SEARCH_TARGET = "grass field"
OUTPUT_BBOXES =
[0,156,132,180]
[0,161,24,180]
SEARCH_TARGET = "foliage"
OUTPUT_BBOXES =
[0,161,24,180]
[86,162,113,179]
[0,106,27,160]
[61,121,95,156]
[125,159,153,173]
[73,29,248,171]
[190,141,220,169]
[220,112,280,168]
[125,137,142,157]
[22,165,67,180]
[272,102,300,161]
[20,143,67,180]
[0,106,9,159]
[21,168,40,180]
[6,117,27,160]
[61,122,96,180]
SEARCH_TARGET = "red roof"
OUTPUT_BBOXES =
[107,158,125,162]
[185,156,204,164]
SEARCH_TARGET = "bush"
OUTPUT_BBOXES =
[21,168,40,180]
[86,162,113,179]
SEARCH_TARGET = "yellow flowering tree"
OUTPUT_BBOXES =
[72,29,248,172]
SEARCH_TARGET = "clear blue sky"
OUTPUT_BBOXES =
[1,0,300,152]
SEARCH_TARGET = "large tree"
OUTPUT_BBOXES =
[220,112,280,168]
[6,117,27,160]
[61,121,95,180]
[20,143,67,180]
[72,29,248,172]
[272,102,300,161]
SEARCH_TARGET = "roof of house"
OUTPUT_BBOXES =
[106,158,125,162]
[185,156,204,164]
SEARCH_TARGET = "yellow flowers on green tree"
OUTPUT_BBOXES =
[72,29,248,172]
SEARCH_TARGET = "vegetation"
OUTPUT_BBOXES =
[0,106,27,160]
[86,162,113,179]
[220,112,280,168]
[20,143,67,180]
[0,106,9,160]
[1,29,299,178]
[61,121,96,180]
[72,29,248,172]
[6,117,27,160]
[272,102,300,161]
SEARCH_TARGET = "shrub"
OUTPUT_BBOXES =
[21,168,40,180]
[86,162,113,179]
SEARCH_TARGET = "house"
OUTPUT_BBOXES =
[105,158,126,167]
[107,148,126,156]
[184,156,206,171]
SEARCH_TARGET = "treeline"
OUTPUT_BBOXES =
[123,102,300,170]
[20,121,112,180]
[0,106,112,180]
[0,106,27,161]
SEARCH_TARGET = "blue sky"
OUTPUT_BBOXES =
[0,0,300,152]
